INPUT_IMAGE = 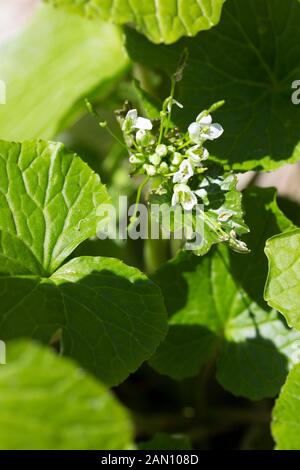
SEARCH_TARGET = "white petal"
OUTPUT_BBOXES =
[188,149,203,165]
[184,160,194,179]
[194,188,207,199]
[202,148,209,160]
[172,152,183,166]
[197,113,212,125]
[188,153,201,164]
[174,183,189,193]
[173,160,193,183]
[205,123,224,140]
[180,159,193,174]
[173,171,183,183]
[135,117,153,130]
[126,109,138,121]
[182,192,197,211]
[189,144,201,152]
[188,122,201,143]
[180,160,194,182]
[171,191,179,206]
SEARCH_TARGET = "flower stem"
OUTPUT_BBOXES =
[157,77,176,145]
[164,77,176,136]
[102,124,128,150]
[128,175,150,232]
[177,139,193,151]
[85,98,128,150]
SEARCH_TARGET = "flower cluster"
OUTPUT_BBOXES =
[116,100,225,210]
[115,96,248,253]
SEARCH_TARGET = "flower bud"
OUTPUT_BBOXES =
[158,162,169,174]
[129,153,144,165]
[172,152,183,166]
[149,153,161,166]
[143,164,156,176]
[155,144,168,157]
[136,129,152,147]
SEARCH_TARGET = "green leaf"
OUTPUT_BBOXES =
[125,0,300,171]
[51,256,168,385]
[45,0,226,45]
[139,433,192,450]
[272,362,300,450]
[0,4,128,141]
[0,140,168,386]
[0,340,134,450]
[0,276,62,343]
[0,140,109,276]
[150,188,300,400]
[265,229,300,330]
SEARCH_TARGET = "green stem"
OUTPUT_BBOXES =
[157,114,165,145]
[177,139,193,151]
[157,77,176,145]
[164,77,176,136]
[128,176,150,232]
[100,124,128,151]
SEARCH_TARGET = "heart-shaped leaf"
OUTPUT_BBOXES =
[0,140,168,386]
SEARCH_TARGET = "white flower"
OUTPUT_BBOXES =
[188,113,223,143]
[186,145,209,166]
[122,109,153,133]
[173,159,194,183]
[171,184,198,211]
